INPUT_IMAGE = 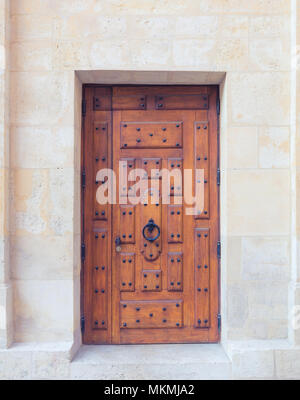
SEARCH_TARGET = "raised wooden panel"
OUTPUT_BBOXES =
[120,253,135,292]
[194,122,210,219]
[120,122,183,149]
[141,197,162,261]
[94,122,108,220]
[120,300,183,329]
[113,95,147,110]
[93,95,112,111]
[142,270,162,292]
[194,228,210,328]
[120,205,135,244]
[167,252,183,292]
[92,229,108,330]
[168,158,183,197]
[142,158,161,180]
[155,94,209,110]
[167,205,183,243]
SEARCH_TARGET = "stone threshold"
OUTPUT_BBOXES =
[70,344,232,380]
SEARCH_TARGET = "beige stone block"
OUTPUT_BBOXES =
[32,352,70,380]
[247,282,288,320]
[89,40,130,68]
[11,126,74,168]
[0,283,13,348]
[232,349,274,379]
[173,39,216,68]
[127,16,175,39]
[241,237,290,281]
[11,15,52,41]
[0,236,9,283]
[275,349,300,379]
[53,40,89,70]
[0,168,9,235]
[227,236,242,284]
[11,234,74,280]
[218,16,248,37]
[216,37,248,71]
[250,16,289,37]
[228,127,258,169]
[175,16,218,36]
[48,168,75,236]
[249,37,289,71]
[230,72,290,126]
[10,72,74,126]
[228,170,290,235]
[227,285,249,329]
[0,350,31,379]
[224,0,290,14]
[10,0,53,15]
[11,41,52,72]
[12,168,75,236]
[130,40,172,67]
[14,280,74,342]
[258,127,290,168]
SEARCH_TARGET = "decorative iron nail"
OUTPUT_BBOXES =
[177,282,181,286]
[123,323,127,327]
[205,265,208,269]
[144,285,147,289]
[95,212,99,216]
[95,157,99,162]
[198,265,201,269]
[162,128,167,131]
[176,143,180,147]
[140,104,145,107]
[198,319,201,324]
[123,304,127,308]
[204,320,208,324]
[197,157,201,161]
[123,260,126,263]
[136,320,140,323]
[171,259,174,263]
[171,211,175,215]
[123,124,127,128]
[95,321,98,325]
[101,211,105,216]
[171,282,174,286]
[177,211,180,215]
[198,234,201,238]
[176,124,180,128]
[150,254,153,258]
[102,266,105,270]
[129,211,132,215]
[122,283,126,286]
[156,274,159,278]
[95,266,99,270]
[101,289,105,293]
[163,138,167,143]
[177,258,181,262]
[102,321,105,325]
[95,289,98,293]
[129,259,132,263]
[137,139,141,143]
[197,126,201,130]
[158,104,163,108]
[156,243,159,248]
[176,304,180,307]
[156,285,159,289]
[129,282,132,286]
[102,234,105,239]
[204,288,208,292]
[163,319,167,323]
[163,308,167,311]
[144,274,147,278]
[156,161,160,165]
[136,128,141,132]
[171,164,174,168]
[136,307,140,311]
[95,234,99,239]
[123,212,126,215]
[176,323,180,327]
[198,288,201,292]
[204,211,208,215]
[149,313,153,317]
[102,157,106,161]
[123,235,126,238]
[124,144,127,147]
[129,234,132,238]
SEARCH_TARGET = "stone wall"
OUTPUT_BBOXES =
[0,0,299,379]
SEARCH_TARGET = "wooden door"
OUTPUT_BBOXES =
[82,86,220,344]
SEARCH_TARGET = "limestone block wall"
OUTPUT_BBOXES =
[0,0,12,349]
[0,0,296,356]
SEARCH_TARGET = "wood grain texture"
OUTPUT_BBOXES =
[82,85,220,344]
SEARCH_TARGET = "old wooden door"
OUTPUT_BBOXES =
[82,86,220,344]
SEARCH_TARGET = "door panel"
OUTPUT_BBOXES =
[82,85,219,344]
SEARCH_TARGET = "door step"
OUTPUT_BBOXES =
[70,344,232,380]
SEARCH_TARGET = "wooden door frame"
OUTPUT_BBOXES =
[80,84,221,344]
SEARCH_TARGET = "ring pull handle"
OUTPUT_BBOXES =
[142,219,161,242]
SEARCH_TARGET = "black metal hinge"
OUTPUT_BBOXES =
[216,97,220,115]
[81,243,86,262]
[217,314,221,332]
[82,99,87,117]
[217,168,220,186]
[81,169,86,189]
[81,316,85,333]
[217,241,221,259]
